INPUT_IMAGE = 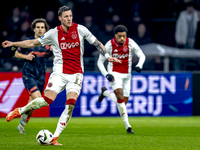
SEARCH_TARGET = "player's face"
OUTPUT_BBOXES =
[34,22,46,38]
[59,10,73,28]
[115,32,127,45]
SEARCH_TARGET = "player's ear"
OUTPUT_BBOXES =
[114,34,117,39]
[58,16,61,21]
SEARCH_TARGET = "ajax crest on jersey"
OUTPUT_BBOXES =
[36,129,53,145]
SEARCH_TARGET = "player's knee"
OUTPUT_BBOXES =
[67,91,79,100]
[114,88,123,94]
[44,90,57,101]
[114,89,124,99]
[29,92,42,103]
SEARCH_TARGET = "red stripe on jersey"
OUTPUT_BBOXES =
[57,24,83,74]
[111,38,129,73]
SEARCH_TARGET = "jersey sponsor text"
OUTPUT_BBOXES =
[60,42,79,49]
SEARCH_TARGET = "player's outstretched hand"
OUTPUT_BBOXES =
[135,66,141,73]
[106,74,114,82]
[107,57,122,63]
[2,41,13,48]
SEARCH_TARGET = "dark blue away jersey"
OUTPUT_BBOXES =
[17,36,53,77]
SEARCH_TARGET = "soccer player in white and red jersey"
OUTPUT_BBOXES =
[2,6,121,145]
[97,25,146,134]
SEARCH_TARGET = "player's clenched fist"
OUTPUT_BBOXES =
[2,41,13,48]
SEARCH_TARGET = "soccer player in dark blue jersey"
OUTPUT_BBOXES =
[15,18,52,134]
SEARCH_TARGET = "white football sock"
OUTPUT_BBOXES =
[20,109,33,127]
[53,105,75,137]
[103,91,131,129]
[19,97,48,115]
[117,102,131,129]
[20,114,28,127]
[103,90,117,104]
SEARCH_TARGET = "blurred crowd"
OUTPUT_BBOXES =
[1,0,200,71]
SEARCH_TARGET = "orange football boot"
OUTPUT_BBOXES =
[6,108,21,122]
[50,137,62,146]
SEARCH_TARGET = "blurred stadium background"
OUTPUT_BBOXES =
[1,0,200,118]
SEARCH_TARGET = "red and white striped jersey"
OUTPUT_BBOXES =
[38,23,96,74]
[97,37,145,76]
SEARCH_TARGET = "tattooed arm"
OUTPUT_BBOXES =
[93,39,107,56]
[93,39,121,63]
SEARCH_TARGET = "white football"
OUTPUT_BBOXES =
[36,129,53,145]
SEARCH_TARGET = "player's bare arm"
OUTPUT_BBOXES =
[93,39,121,63]
[93,39,107,56]
[15,51,35,61]
[2,39,42,49]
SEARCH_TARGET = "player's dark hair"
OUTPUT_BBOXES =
[114,25,128,34]
[58,6,71,16]
[31,18,50,31]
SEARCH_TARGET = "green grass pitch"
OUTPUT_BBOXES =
[1,117,200,150]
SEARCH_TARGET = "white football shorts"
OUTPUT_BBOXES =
[110,72,131,97]
[45,72,83,95]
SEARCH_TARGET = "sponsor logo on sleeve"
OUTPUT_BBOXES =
[40,35,45,39]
